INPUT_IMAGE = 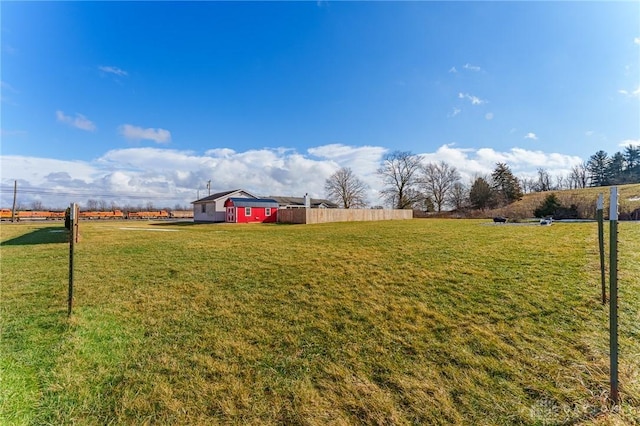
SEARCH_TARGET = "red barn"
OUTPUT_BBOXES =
[224,198,278,223]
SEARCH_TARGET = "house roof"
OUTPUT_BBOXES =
[192,189,256,204]
[268,196,338,208]
[227,198,279,208]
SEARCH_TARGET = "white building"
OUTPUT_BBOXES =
[192,189,257,223]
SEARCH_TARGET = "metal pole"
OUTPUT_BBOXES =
[597,194,606,304]
[11,180,17,222]
[609,187,619,404]
[68,203,78,318]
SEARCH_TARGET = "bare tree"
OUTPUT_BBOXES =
[535,168,552,192]
[521,177,536,194]
[569,163,589,189]
[418,161,460,212]
[86,199,99,211]
[447,181,469,211]
[377,151,423,209]
[98,199,109,211]
[324,167,368,209]
[31,200,44,210]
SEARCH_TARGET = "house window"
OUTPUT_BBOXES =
[265,207,271,216]
[201,204,206,213]
[245,207,251,216]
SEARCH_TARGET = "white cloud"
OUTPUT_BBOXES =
[524,132,538,140]
[448,107,461,117]
[307,144,387,189]
[98,65,128,77]
[458,92,486,105]
[619,139,639,148]
[448,66,458,73]
[485,112,494,120]
[618,86,640,98]
[56,110,96,131]
[0,144,585,209]
[634,37,640,45]
[419,145,582,183]
[463,63,481,72]
[119,124,171,144]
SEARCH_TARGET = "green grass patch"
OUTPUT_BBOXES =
[1,220,639,424]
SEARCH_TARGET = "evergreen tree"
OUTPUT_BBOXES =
[608,152,626,184]
[469,177,493,210]
[490,163,523,205]
[624,145,640,170]
[587,150,611,186]
[534,193,561,218]
[624,145,640,182]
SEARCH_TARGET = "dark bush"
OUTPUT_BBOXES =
[534,194,561,218]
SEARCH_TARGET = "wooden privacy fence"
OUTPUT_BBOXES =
[277,208,413,224]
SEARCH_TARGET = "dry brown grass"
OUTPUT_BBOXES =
[487,183,640,220]
[1,219,639,424]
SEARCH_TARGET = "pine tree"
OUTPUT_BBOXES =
[587,150,611,186]
[491,163,523,206]
[469,177,493,210]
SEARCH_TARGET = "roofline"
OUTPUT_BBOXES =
[192,189,257,204]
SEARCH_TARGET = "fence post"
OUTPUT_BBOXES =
[11,180,17,222]
[597,194,606,304]
[609,187,619,404]
[68,203,79,318]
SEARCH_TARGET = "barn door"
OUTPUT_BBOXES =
[226,207,235,223]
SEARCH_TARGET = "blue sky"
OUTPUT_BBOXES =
[1,1,639,208]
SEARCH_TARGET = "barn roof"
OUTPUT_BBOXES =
[227,198,279,208]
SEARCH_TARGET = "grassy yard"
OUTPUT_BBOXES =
[1,219,639,425]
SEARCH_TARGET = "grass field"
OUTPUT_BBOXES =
[1,219,639,425]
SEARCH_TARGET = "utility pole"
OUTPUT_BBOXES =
[11,180,17,222]
[207,180,211,196]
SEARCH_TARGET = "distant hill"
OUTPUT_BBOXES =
[489,183,640,220]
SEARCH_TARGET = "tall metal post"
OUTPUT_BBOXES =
[68,203,78,318]
[597,194,606,304]
[11,180,17,222]
[609,187,619,404]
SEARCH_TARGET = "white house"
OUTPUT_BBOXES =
[192,189,257,222]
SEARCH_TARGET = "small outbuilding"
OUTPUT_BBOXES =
[192,189,257,223]
[224,197,279,223]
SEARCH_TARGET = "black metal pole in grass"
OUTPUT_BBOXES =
[68,203,78,318]
[609,187,619,404]
[597,194,606,305]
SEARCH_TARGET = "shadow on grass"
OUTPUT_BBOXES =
[1,227,69,246]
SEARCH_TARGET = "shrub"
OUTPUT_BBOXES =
[534,193,561,218]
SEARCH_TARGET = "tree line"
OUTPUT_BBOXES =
[17,198,191,212]
[324,145,640,211]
